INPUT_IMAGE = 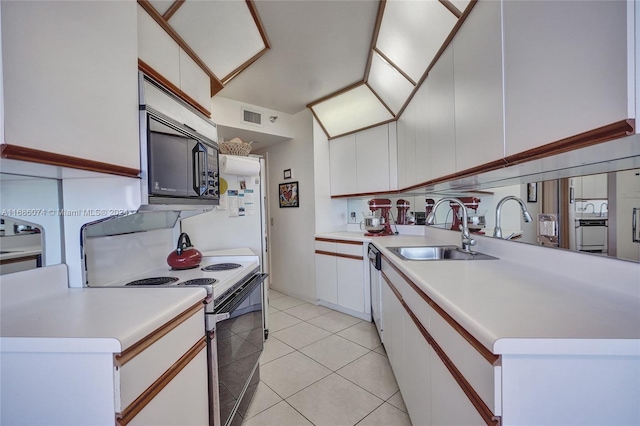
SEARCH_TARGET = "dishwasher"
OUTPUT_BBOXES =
[368,244,383,341]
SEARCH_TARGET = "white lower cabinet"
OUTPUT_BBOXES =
[381,256,498,426]
[129,348,209,426]
[315,238,370,320]
[0,303,208,426]
[402,318,432,425]
[380,273,405,386]
[430,349,486,426]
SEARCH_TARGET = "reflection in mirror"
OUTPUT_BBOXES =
[496,170,639,263]
[0,173,63,272]
[0,217,43,274]
[346,168,640,263]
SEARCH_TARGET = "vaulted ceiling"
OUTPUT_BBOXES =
[139,0,475,140]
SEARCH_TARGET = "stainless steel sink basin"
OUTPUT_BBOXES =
[387,246,498,261]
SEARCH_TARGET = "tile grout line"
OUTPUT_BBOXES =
[248,296,404,425]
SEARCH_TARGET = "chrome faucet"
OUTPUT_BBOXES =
[583,203,596,214]
[426,198,476,252]
[493,196,533,239]
[599,203,608,217]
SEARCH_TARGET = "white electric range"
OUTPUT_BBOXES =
[100,254,260,306]
[94,251,265,426]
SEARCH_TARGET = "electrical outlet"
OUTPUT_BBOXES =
[350,212,356,220]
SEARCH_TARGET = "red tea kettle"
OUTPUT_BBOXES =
[167,233,203,270]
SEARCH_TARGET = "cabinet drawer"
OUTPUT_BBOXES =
[117,304,205,412]
[127,346,209,426]
[336,241,363,257]
[315,240,337,253]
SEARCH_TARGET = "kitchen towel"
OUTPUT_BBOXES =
[220,154,260,176]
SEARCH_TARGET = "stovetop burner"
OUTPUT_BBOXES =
[179,278,218,286]
[125,276,180,286]
[201,263,242,271]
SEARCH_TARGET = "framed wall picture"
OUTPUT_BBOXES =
[527,182,538,203]
[279,181,299,208]
[283,169,292,179]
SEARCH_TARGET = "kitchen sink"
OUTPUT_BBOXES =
[387,246,498,261]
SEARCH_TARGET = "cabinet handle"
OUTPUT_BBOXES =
[633,207,640,243]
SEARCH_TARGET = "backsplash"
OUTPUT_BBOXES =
[424,226,639,298]
[84,228,176,286]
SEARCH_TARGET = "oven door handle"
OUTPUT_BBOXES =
[213,313,230,323]
[214,273,268,315]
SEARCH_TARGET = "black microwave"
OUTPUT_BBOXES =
[144,109,220,207]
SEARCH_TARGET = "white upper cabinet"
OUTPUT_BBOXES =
[396,99,414,189]
[414,78,430,185]
[453,0,505,173]
[137,6,180,84]
[503,0,631,156]
[1,1,140,170]
[137,5,211,114]
[356,125,391,194]
[330,124,393,196]
[178,49,211,111]
[426,45,456,180]
[330,134,358,196]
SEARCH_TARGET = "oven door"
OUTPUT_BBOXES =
[210,273,266,426]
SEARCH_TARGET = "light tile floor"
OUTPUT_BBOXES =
[241,290,412,426]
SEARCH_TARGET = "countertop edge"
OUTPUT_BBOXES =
[1,336,122,353]
[493,338,640,356]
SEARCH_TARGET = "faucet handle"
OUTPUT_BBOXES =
[469,238,477,247]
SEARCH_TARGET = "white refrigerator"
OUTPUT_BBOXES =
[181,156,270,328]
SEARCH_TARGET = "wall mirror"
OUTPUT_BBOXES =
[0,173,63,273]
[348,167,640,263]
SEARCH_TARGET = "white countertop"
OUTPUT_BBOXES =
[0,245,42,261]
[1,264,207,354]
[316,231,640,356]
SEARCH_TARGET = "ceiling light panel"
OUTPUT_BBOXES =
[450,0,472,14]
[376,0,458,83]
[168,0,265,80]
[148,0,173,16]
[311,85,394,138]
[368,52,415,114]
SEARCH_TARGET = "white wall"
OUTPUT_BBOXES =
[211,96,294,140]
[313,118,348,232]
[263,109,316,301]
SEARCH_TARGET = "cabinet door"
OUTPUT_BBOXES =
[137,5,181,85]
[128,348,209,426]
[581,174,608,199]
[396,106,409,188]
[381,276,405,390]
[401,103,417,188]
[336,256,364,313]
[356,125,391,193]
[453,0,504,172]
[414,81,430,185]
[329,134,357,195]
[179,49,211,113]
[315,252,337,304]
[503,0,630,156]
[426,45,456,180]
[430,348,486,426]
[2,1,140,169]
[403,317,432,426]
